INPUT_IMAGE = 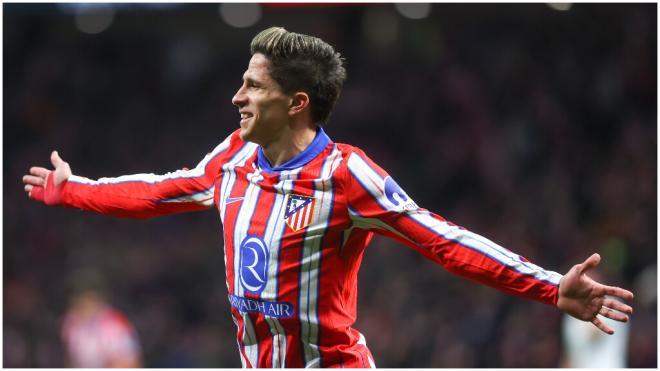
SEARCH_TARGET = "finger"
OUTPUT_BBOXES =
[51,150,64,168]
[22,175,45,187]
[599,306,629,322]
[30,167,50,178]
[603,297,633,315]
[602,286,634,302]
[25,184,33,193]
[579,253,601,274]
[591,316,615,335]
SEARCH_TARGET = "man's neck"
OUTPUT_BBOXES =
[261,125,318,168]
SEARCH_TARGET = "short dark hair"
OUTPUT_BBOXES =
[250,27,347,125]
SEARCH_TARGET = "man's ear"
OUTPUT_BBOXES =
[289,92,310,116]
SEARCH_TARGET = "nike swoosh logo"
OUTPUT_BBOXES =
[225,196,244,205]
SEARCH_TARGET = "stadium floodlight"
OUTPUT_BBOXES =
[547,3,573,12]
[394,3,432,20]
[73,4,115,35]
[219,3,262,28]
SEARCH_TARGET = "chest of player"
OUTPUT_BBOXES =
[217,163,349,300]
[216,165,348,240]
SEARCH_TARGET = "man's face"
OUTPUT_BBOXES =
[232,53,291,145]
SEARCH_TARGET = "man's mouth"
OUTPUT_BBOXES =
[240,111,253,125]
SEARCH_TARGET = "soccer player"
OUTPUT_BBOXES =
[23,27,634,368]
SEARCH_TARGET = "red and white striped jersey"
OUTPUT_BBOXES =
[55,127,563,368]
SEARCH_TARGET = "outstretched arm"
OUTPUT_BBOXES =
[344,148,635,328]
[21,141,229,218]
[557,253,634,335]
[21,131,247,219]
[344,148,563,304]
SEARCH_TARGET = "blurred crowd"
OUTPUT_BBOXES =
[4,3,656,367]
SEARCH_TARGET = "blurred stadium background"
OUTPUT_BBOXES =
[4,3,657,367]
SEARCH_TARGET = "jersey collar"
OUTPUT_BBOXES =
[257,126,331,174]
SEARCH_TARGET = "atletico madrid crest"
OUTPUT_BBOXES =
[284,194,316,231]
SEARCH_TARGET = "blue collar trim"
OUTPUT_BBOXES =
[257,127,331,173]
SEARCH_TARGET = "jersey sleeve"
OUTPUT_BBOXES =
[57,132,236,219]
[344,147,563,306]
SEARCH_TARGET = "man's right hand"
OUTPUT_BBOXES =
[23,150,73,205]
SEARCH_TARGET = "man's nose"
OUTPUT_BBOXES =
[232,86,247,107]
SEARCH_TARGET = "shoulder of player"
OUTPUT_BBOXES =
[334,142,366,159]
[333,142,372,169]
[331,142,373,182]
[334,142,390,182]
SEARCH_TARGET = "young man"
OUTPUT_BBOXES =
[23,27,633,368]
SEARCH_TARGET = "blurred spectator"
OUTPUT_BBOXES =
[561,313,629,368]
[61,271,141,368]
[560,271,630,368]
[628,264,657,368]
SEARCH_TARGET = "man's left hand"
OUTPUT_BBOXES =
[557,253,634,334]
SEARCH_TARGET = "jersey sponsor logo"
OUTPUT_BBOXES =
[284,194,316,231]
[228,294,294,318]
[384,176,418,211]
[239,236,269,294]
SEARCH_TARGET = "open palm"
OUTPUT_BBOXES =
[22,150,72,205]
[557,253,634,334]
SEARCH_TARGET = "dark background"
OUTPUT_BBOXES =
[4,3,657,367]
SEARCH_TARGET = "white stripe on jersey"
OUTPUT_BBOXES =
[160,187,214,206]
[346,153,389,209]
[242,314,259,368]
[68,135,232,186]
[299,145,343,367]
[261,167,302,368]
[268,319,287,368]
[357,332,376,368]
[347,206,406,235]
[347,152,562,285]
